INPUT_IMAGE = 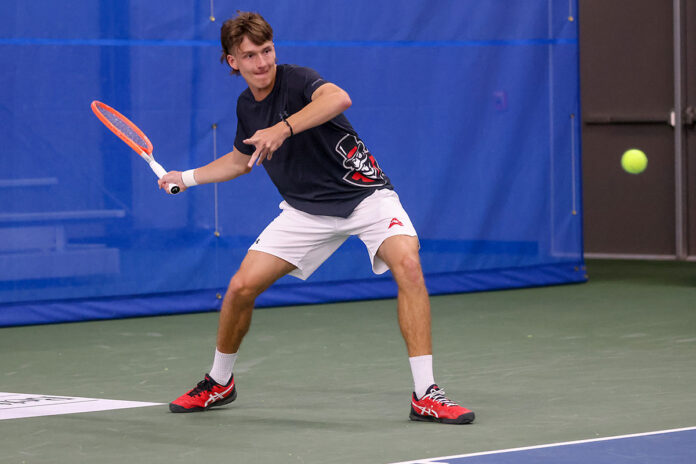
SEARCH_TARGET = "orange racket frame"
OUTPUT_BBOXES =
[91,101,179,194]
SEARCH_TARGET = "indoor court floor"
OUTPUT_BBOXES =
[1,259,695,463]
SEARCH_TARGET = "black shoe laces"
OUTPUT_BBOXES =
[187,377,216,397]
[423,388,458,407]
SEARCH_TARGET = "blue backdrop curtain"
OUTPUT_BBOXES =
[0,0,584,326]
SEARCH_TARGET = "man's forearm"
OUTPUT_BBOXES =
[285,85,352,135]
[191,150,252,184]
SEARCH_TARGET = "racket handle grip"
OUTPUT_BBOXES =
[149,160,180,194]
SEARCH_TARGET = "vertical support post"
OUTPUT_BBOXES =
[570,113,578,216]
[674,0,687,259]
[212,123,219,236]
[212,123,222,303]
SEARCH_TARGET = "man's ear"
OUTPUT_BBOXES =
[227,54,238,70]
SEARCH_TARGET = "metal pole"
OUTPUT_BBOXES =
[673,0,686,259]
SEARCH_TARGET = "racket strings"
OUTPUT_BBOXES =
[98,108,150,151]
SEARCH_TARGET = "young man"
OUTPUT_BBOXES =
[159,11,474,425]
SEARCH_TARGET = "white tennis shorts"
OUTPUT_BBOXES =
[249,189,418,280]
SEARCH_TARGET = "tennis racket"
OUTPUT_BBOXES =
[91,100,180,194]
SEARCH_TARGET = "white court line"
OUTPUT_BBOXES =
[0,392,162,420]
[388,425,696,464]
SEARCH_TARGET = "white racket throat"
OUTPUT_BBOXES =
[144,153,178,194]
[138,150,154,164]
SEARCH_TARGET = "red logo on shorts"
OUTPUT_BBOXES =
[388,218,404,229]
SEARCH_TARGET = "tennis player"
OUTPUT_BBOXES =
[159,11,474,425]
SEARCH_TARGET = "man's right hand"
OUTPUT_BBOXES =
[158,171,187,193]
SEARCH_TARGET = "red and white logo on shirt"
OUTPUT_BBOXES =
[335,134,387,187]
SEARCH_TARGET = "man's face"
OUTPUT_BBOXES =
[227,36,276,97]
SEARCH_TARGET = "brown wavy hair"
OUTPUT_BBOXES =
[220,11,274,76]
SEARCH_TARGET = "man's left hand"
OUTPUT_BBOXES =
[243,122,292,167]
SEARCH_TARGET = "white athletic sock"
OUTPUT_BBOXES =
[409,354,435,399]
[209,349,237,385]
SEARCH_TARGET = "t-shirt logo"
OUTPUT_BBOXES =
[335,134,387,187]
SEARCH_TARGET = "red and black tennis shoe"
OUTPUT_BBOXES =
[410,384,475,424]
[169,374,237,413]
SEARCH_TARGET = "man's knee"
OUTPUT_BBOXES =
[226,273,263,302]
[391,252,425,287]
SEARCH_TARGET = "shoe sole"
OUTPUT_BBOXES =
[409,408,475,425]
[169,387,238,413]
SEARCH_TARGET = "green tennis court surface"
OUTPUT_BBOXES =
[1,260,695,463]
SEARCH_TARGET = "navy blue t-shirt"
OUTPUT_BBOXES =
[234,64,392,218]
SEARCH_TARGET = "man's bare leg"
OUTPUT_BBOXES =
[169,250,295,413]
[216,250,296,354]
[376,235,474,424]
[376,235,432,357]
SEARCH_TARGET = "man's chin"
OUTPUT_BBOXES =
[253,74,273,87]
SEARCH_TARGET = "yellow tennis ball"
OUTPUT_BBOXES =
[621,149,647,174]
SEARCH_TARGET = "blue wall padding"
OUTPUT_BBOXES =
[0,0,584,326]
